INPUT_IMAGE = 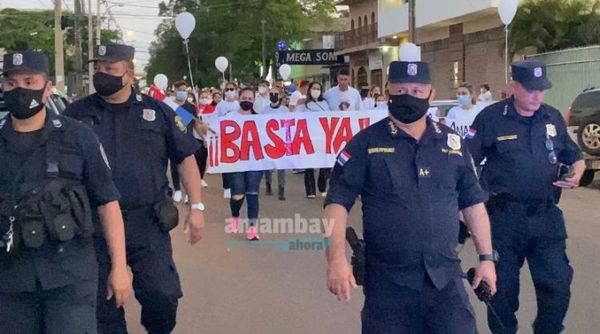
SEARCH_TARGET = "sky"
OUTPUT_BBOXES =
[1,0,166,71]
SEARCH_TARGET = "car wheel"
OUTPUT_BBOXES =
[579,169,595,187]
[577,121,600,155]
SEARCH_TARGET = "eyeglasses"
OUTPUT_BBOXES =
[225,88,235,91]
[545,138,558,164]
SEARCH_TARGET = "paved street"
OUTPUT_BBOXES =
[123,172,600,334]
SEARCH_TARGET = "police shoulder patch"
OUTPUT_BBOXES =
[174,115,187,133]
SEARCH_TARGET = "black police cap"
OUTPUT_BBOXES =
[512,59,552,91]
[90,44,135,63]
[2,50,49,75]
[388,61,431,84]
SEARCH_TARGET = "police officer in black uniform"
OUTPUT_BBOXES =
[324,54,497,333]
[0,50,130,333]
[467,60,585,334]
[64,44,205,334]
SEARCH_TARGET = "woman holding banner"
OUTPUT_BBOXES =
[225,88,264,240]
[303,82,332,198]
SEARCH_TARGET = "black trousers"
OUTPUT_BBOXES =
[0,279,98,334]
[194,143,208,179]
[362,272,477,334]
[487,204,572,334]
[304,168,331,196]
[95,207,182,334]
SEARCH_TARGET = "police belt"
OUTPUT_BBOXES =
[487,193,555,216]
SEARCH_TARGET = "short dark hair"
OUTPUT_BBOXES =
[481,84,490,91]
[338,68,350,76]
[174,80,187,89]
[259,79,269,86]
[225,81,237,89]
[239,87,255,97]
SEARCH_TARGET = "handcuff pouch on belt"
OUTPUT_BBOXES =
[154,198,179,232]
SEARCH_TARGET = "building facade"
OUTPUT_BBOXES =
[377,0,523,100]
[334,0,395,93]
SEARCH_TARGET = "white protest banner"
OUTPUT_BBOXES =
[205,110,388,173]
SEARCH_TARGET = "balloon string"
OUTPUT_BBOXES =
[184,39,197,103]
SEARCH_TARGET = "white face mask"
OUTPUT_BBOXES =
[258,86,268,95]
[310,89,321,100]
[225,90,237,99]
[200,98,212,105]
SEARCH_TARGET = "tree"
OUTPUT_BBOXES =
[145,0,336,88]
[509,0,600,55]
[0,8,120,77]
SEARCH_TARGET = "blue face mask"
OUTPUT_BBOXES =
[457,95,471,106]
[176,91,188,101]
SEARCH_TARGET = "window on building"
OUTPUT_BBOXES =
[351,19,354,30]
[358,16,362,27]
[364,15,368,25]
[372,12,375,24]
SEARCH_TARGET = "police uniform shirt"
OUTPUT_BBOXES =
[64,91,199,209]
[467,97,583,201]
[325,118,487,290]
[0,113,120,293]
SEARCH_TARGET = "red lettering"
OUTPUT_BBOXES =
[280,119,295,156]
[220,120,240,164]
[319,117,339,154]
[239,121,264,161]
[292,119,315,155]
[333,118,353,152]
[358,117,371,131]
[265,119,286,159]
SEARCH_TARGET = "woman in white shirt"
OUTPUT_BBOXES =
[304,82,331,112]
[446,82,483,138]
[303,82,331,198]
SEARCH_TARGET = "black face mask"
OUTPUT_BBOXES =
[93,72,125,96]
[4,86,46,120]
[388,94,430,124]
[240,101,254,111]
[269,94,279,103]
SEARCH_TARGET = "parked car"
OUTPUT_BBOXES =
[566,87,600,186]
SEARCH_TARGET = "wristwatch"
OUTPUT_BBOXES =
[190,202,205,212]
[479,250,499,263]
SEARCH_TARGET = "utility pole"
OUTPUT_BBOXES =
[87,0,95,93]
[74,0,83,97]
[53,0,65,93]
[408,0,416,43]
[261,19,266,79]
[96,0,101,46]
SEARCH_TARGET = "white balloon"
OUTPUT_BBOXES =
[175,12,196,40]
[498,0,518,25]
[399,42,421,62]
[215,56,229,73]
[153,74,168,90]
[279,64,291,80]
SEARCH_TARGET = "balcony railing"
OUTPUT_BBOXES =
[335,23,378,51]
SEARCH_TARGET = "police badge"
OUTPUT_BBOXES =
[534,67,543,78]
[447,133,461,150]
[143,109,156,122]
[407,63,418,76]
[98,45,107,56]
[546,123,557,137]
[13,53,23,66]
